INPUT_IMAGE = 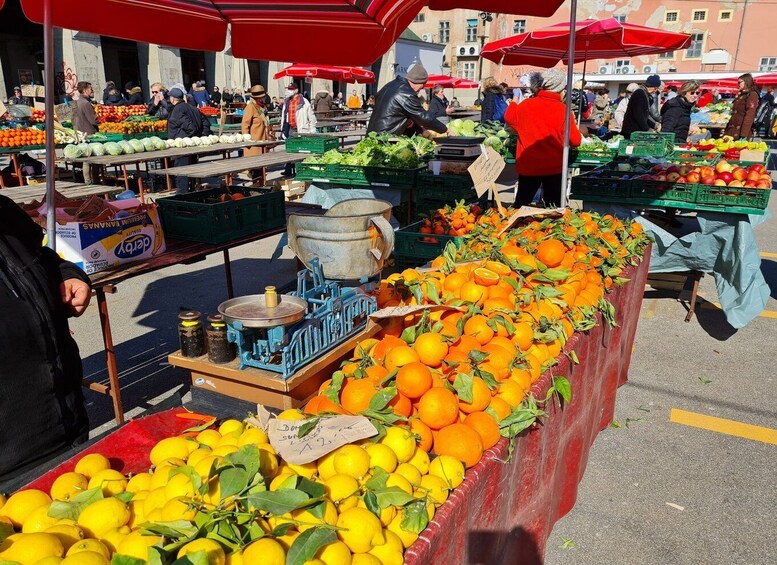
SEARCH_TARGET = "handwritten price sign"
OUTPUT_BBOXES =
[268,415,377,465]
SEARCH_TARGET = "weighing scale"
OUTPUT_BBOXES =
[433,136,485,161]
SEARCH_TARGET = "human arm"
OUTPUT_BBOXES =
[399,92,448,134]
[569,113,583,147]
[503,99,520,131]
[241,103,253,135]
[741,92,761,138]
[660,102,679,136]
[85,101,99,129]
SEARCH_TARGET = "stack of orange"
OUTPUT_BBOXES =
[418,201,484,239]
[0,128,45,149]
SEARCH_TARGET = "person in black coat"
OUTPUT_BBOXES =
[621,74,662,139]
[211,86,222,106]
[428,84,452,120]
[660,81,700,144]
[146,82,173,119]
[125,82,144,105]
[480,77,506,123]
[167,87,202,193]
[222,88,234,105]
[0,195,90,488]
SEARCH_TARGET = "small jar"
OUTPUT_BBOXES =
[206,313,235,364]
[178,310,205,358]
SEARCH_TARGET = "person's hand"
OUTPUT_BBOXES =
[60,278,91,317]
[446,106,455,115]
[446,128,457,136]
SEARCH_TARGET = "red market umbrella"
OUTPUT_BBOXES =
[424,74,460,88]
[274,64,375,83]
[427,0,564,17]
[453,78,480,88]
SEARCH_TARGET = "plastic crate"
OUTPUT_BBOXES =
[630,179,698,203]
[157,188,285,244]
[570,170,632,199]
[667,149,720,164]
[285,135,339,154]
[631,131,676,142]
[695,184,771,210]
[417,172,476,197]
[295,163,421,188]
[394,220,467,264]
[414,193,489,220]
[569,148,616,166]
[618,137,673,158]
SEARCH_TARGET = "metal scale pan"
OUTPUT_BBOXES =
[218,294,308,328]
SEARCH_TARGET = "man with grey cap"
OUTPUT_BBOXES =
[621,74,661,138]
[367,63,448,135]
[504,68,582,208]
[167,87,202,193]
[610,82,639,133]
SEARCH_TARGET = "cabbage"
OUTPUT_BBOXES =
[242,134,252,142]
[76,143,92,157]
[104,142,123,156]
[148,136,162,145]
[191,136,202,146]
[175,138,187,148]
[89,142,106,156]
[181,137,192,147]
[119,140,134,154]
[201,137,212,146]
[209,135,219,144]
[165,139,176,148]
[142,138,156,151]
[155,140,167,150]
[129,139,145,153]
[63,144,83,159]
[484,136,503,151]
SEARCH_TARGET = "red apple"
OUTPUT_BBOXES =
[760,174,772,181]
[686,171,701,184]
[701,175,717,185]
[747,170,762,182]
[666,172,681,182]
[655,173,667,182]
[714,179,727,186]
[666,165,679,174]
[749,164,766,175]
[728,179,744,187]
[678,165,692,177]
[732,167,748,181]
[756,180,772,189]
[744,180,757,188]
[651,165,666,173]
[676,177,687,184]
[716,160,732,173]
[700,166,716,178]
[717,171,733,183]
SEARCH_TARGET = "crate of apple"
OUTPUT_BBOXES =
[637,161,770,190]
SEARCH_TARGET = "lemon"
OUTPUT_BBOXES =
[282,461,317,479]
[66,539,110,559]
[269,472,297,491]
[356,498,395,527]
[196,429,223,448]
[333,445,370,479]
[385,473,414,496]
[365,443,398,473]
[178,538,226,565]
[44,524,84,551]
[194,456,221,480]
[50,473,89,502]
[0,532,64,563]
[316,450,338,480]
[367,530,404,565]
[165,473,196,499]
[416,475,449,507]
[143,486,168,515]
[211,445,239,458]
[379,427,416,463]
[388,513,418,549]
[60,551,109,565]
[305,560,326,565]
[395,463,422,487]
[323,474,359,506]
[276,409,305,421]
[336,507,385,553]
[32,557,64,565]
[74,454,110,480]
[161,497,197,522]
[242,538,285,564]
[125,472,153,493]
[237,426,268,446]
[98,528,129,554]
[216,434,240,448]
[351,555,382,565]
[429,455,465,488]
[276,528,300,551]
[187,447,213,467]
[150,465,177,489]
[314,540,352,565]
[21,504,58,533]
[0,493,6,510]
[149,436,192,467]
[225,550,243,565]
[218,419,244,437]
[77,498,130,537]
[407,448,430,475]
[0,489,52,528]
[87,469,127,497]
[257,446,279,479]
[292,500,337,532]
[115,532,163,560]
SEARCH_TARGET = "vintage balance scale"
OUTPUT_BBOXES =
[172,199,395,409]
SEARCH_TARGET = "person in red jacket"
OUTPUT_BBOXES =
[504,68,582,208]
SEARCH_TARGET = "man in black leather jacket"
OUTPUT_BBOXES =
[367,64,448,136]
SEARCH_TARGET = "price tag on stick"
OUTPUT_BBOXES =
[468,146,506,198]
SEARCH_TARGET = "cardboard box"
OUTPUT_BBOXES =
[54,205,166,274]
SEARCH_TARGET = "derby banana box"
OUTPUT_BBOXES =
[54,205,166,274]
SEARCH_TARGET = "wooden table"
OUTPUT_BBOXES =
[147,150,307,186]
[2,181,124,204]
[327,128,367,147]
[88,201,324,425]
[330,113,372,123]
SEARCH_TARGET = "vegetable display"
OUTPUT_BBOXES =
[63,134,255,158]
[303,133,434,168]
[99,120,166,135]
[95,105,148,122]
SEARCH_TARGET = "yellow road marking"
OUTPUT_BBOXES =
[698,302,777,319]
[760,252,777,259]
[670,409,777,445]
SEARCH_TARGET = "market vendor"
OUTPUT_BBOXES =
[8,86,30,107]
[367,64,449,136]
[72,81,99,136]
[0,195,90,488]
[725,73,760,140]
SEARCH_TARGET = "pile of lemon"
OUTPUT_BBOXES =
[0,414,467,564]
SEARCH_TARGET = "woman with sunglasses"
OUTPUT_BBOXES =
[660,80,701,144]
[725,74,760,139]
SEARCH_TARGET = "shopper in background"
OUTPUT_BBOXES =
[365,95,376,111]
[428,84,453,120]
[480,76,507,123]
[268,97,280,112]
[102,81,119,105]
[190,80,211,107]
[103,83,126,106]
[568,79,587,119]
[450,96,461,109]
[125,82,143,105]
[591,89,610,122]
[334,92,345,108]
[725,73,760,140]
[660,80,700,144]
[146,82,172,119]
[314,89,336,113]
[666,85,678,101]
[8,86,30,106]
[72,81,99,136]
[621,74,661,138]
[232,89,245,104]
[281,83,316,176]
[347,89,362,110]
[712,89,722,103]
[610,82,638,134]
[697,89,713,108]
[211,86,222,106]
[222,88,234,105]
[167,87,202,192]
[505,68,582,208]
[242,85,273,181]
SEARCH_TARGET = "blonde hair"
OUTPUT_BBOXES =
[679,81,700,96]
[150,82,166,92]
[482,76,499,90]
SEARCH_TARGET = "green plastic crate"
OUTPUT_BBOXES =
[394,220,467,264]
[414,193,489,220]
[569,148,616,166]
[417,172,476,197]
[631,131,676,142]
[618,138,673,158]
[667,149,720,164]
[285,135,339,154]
[630,179,698,203]
[296,163,421,189]
[574,194,766,215]
[158,188,285,244]
[570,170,631,199]
[695,184,771,210]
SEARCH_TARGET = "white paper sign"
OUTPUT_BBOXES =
[468,146,506,197]
[268,415,377,465]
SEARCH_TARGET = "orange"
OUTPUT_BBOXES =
[463,315,495,346]
[340,379,379,414]
[409,419,434,452]
[451,334,480,356]
[396,362,433,400]
[482,297,515,314]
[523,353,543,382]
[546,339,562,359]
[417,388,460,430]
[463,412,501,450]
[457,377,491,414]
[485,260,512,276]
[536,239,567,268]
[442,272,468,297]
[433,423,484,468]
[488,336,517,357]
[495,379,525,407]
[364,365,389,385]
[488,397,511,421]
[371,336,405,364]
[511,322,534,352]
[413,333,449,368]
[472,268,499,287]
[389,392,413,417]
[459,282,487,305]
[384,346,421,372]
[509,368,532,392]
[354,338,379,359]
[439,320,459,339]
[306,394,348,415]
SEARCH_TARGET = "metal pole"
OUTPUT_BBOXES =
[44,0,56,250]
[733,0,749,71]
[560,0,578,208]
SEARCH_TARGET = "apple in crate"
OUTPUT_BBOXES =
[746,169,762,182]
[666,171,681,182]
[686,171,701,183]
[714,179,727,186]
[731,167,748,181]
[728,180,745,188]
[756,179,772,189]
[715,160,732,173]
[717,171,733,184]
[744,181,757,188]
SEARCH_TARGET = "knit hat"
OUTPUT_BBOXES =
[540,69,567,93]
[169,87,184,99]
[125,82,135,91]
[406,64,429,85]
[626,82,639,92]
[645,74,661,87]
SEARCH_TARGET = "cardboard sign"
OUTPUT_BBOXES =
[0,101,7,117]
[34,101,46,111]
[739,149,765,163]
[468,146,506,197]
[268,415,377,465]
[370,304,465,320]
[21,85,36,98]
[35,85,46,98]
[497,206,564,236]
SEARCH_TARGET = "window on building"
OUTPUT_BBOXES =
[615,59,631,69]
[718,10,732,22]
[692,10,707,22]
[686,33,704,58]
[760,57,777,71]
[413,13,425,23]
[513,19,526,34]
[665,11,679,23]
[439,21,450,43]
[466,19,478,42]
[461,62,476,81]
[613,15,627,23]
[658,50,674,59]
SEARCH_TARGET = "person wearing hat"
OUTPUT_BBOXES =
[281,82,317,176]
[504,68,582,208]
[621,74,661,139]
[9,86,30,107]
[243,85,274,161]
[167,87,203,193]
[125,82,143,105]
[367,63,448,136]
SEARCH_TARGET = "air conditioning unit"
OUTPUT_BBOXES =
[643,65,654,73]
[457,45,480,57]
[422,33,432,42]
[599,64,613,74]
[616,65,636,74]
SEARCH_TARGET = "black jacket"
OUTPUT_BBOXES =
[222,92,234,105]
[147,96,173,120]
[429,94,449,120]
[660,96,694,143]
[621,87,658,139]
[167,101,201,138]
[126,87,144,105]
[480,86,505,123]
[211,91,222,106]
[367,77,447,135]
[0,195,89,485]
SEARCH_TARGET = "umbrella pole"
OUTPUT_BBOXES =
[44,0,56,250]
[560,0,578,209]
[577,52,588,127]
